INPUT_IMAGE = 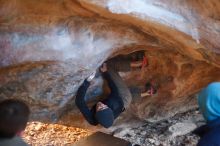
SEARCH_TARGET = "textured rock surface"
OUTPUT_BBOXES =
[168,122,197,137]
[0,0,220,128]
[113,108,202,146]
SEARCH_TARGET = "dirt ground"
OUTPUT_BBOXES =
[22,108,203,146]
[23,122,91,146]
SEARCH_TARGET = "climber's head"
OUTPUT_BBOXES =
[95,102,114,128]
[145,82,157,95]
[0,99,30,138]
[198,82,220,122]
[96,102,108,111]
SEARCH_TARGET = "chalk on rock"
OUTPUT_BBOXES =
[168,122,197,137]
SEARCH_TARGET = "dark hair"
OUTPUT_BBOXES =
[0,99,30,138]
[145,82,157,94]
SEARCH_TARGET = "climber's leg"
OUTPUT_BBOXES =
[107,51,147,72]
[106,57,131,72]
[106,64,132,109]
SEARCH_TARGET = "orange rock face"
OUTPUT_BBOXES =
[0,0,220,128]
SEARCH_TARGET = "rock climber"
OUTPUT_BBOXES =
[75,51,155,128]
[106,51,157,98]
[75,62,132,128]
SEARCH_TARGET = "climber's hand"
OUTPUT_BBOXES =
[100,63,107,73]
[87,71,96,82]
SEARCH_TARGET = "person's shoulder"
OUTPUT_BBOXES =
[198,126,220,146]
[13,136,28,146]
[0,136,28,146]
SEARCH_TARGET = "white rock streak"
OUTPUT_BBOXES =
[85,0,200,43]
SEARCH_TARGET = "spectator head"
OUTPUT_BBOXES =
[0,99,30,138]
[198,82,220,122]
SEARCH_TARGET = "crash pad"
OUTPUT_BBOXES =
[72,132,132,146]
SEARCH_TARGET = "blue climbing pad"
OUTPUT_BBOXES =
[72,132,132,146]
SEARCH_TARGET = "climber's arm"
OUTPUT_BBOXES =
[75,80,98,125]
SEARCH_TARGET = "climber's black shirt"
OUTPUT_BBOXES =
[75,72,125,126]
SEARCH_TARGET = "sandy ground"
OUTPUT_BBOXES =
[23,122,91,146]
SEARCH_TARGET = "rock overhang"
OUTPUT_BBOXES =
[0,0,220,129]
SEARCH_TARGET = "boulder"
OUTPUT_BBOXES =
[0,0,220,128]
